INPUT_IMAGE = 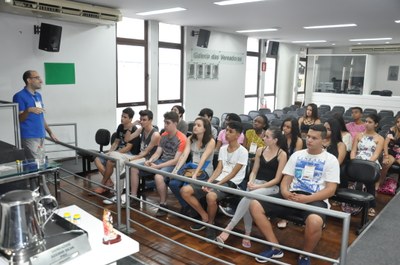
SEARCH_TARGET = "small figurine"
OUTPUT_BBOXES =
[102,209,121,244]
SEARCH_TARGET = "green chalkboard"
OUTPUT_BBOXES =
[44,63,75,85]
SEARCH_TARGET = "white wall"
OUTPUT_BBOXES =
[374,54,400,96]
[305,47,400,106]
[0,13,117,152]
[275,43,301,109]
[184,27,247,122]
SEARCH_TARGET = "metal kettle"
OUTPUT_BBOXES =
[0,189,58,263]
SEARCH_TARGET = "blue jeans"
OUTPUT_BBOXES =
[168,170,209,208]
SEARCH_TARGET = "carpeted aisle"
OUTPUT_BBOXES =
[346,191,400,265]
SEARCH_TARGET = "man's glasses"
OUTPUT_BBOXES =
[29,76,41,80]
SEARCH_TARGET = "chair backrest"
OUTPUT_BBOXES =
[282,107,291,114]
[258,108,271,115]
[273,109,284,118]
[269,119,283,127]
[319,104,331,111]
[363,108,377,115]
[248,110,260,120]
[378,110,394,119]
[346,159,381,185]
[287,110,299,118]
[264,113,278,121]
[95,129,111,152]
[239,114,253,123]
[241,122,253,133]
[343,109,352,117]
[371,90,381,95]
[187,122,195,136]
[296,107,305,117]
[331,106,345,115]
[211,116,220,127]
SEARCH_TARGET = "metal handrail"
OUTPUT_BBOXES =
[47,138,350,265]
[124,161,350,265]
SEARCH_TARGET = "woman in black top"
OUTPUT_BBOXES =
[298,103,321,139]
[216,127,287,248]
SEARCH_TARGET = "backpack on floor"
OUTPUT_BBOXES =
[377,177,397,196]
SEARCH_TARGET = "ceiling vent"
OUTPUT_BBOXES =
[350,44,400,54]
[0,0,122,25]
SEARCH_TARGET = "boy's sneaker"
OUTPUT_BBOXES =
[218,205,235,217]
[190,222,206,231]
[298,256,311,265]
[155,204,168,217]
[205,227,216,240]
[255,248,284,263]
[103,194,126,205]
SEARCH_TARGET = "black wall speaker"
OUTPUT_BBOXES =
[39,23,62,52]
[197,29,211,48]
[267,41,279,57]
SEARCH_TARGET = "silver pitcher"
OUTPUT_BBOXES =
[0,189,58,263]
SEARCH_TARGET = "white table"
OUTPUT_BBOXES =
[56,205,139,265]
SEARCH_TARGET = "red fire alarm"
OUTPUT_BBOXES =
[261,62,266,72]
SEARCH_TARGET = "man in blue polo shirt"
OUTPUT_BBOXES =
[13,70,57,159]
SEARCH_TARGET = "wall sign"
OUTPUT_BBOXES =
[189,47,245,65]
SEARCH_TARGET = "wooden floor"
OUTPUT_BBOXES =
[51,163,393,265]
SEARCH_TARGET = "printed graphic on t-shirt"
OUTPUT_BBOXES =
[292,157,326,193]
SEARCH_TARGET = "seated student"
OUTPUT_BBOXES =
[216,126,287,248]
[323,118,347,165]
[333,113,352,152]
[250,124,339,265]
[102,110,160,205]
[298,103,321,139]
[277,117,303,229]
[181,121,248,240]
[215,113,244,151]
[350,113,384,217]
[346,107,366,140]
[170,117,215,214]
[198,108,218,140]
[378,115,400,190]
[243,115,269,153]
[130,111,186,217]
[172,105,188,136]
[93,107,140,194]
[281,117,304,157]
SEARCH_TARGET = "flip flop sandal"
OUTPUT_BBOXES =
[242,239,251,248]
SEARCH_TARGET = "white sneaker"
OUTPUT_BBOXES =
[103,194,126,205]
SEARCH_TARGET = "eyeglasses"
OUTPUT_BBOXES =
[29,76,41,80]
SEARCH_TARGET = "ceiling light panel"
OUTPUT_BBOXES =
[136,7,186,16]
[303,24,357,29]
[349,37,392,42]
[292,40,327,43]
[236,28,278,33]
[214,0,265,6]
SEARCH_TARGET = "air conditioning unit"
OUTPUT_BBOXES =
[0,0,122,25]
[350,44,400,54]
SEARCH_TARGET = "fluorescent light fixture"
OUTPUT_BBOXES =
[349,37,392,42]
[304,23,357,29]
[395,20,400,23]
[136,7,186,16]
[292,40,327,43]
[236,28,278,33]
[214,0,265,6]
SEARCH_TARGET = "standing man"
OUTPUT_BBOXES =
[250,124,339,265]
[13,70,57,159]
